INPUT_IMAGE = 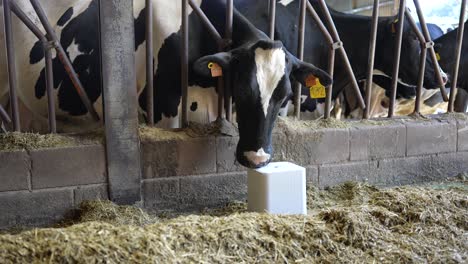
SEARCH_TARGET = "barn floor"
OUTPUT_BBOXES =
[0,178,466,263]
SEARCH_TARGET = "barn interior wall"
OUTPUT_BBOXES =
[0,115,467,229]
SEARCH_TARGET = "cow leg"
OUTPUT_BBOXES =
[454,89,468,113]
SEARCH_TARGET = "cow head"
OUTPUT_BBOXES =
[376,17,447,91]
[194,40,332,168]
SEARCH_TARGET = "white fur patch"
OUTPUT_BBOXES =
[254,47,286,117]
[244,148,271,166]
[279,0,295,6]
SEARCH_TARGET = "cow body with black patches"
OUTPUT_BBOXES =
[0,0,332,168]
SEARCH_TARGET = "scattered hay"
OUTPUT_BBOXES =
[0,132,98,151]
[1,181,466,263]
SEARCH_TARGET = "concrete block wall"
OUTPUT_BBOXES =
[1,115,467,229]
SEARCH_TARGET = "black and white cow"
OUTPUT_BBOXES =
[434,21,468,112]
[0,0,331,168]
[238,0,447,118]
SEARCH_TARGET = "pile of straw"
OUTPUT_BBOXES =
[0,181,466,263]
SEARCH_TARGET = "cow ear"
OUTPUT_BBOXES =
[193,52,232,77]
[291,60,332,88]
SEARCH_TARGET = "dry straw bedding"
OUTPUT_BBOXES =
[0,180,466,264]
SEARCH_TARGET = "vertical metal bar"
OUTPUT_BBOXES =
[448,0,467,112]
[387,0,406,118]
[294,0,307,119]
[317,0,366,110]
[414,46,427,114]
[181,0,189,127]
[412,0,449,101]
[224,0,233,122]
[145,0,154,125]
[268,0,276,39]
[99,0,141,204]
[29,0,100,121]
[324,48,335,119]
[363,0,380,119]
[217,45,225,120]
[44,42,57,133]
[3,0,20,131]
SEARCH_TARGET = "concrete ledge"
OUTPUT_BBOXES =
[0,150,30,192]
[31,145,106,189]
[406,120,457,156]
[74,184,109,206]
[350,123,406,161]
[0,188,74,229]
[319,161,377,188]
[142,137,217,179]
[458,119,468,152]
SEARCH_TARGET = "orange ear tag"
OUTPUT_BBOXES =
[309,77,326,99]
[208,62,223,77]
[305,75,317,87]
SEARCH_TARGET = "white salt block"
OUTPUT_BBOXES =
[248,162,307,215]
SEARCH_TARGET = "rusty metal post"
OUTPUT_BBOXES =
[224,0,233,122]
[29,0,100,121]
[44,41,56,133]
[268,0,276,39]
[294,0,307,119]
[448,0,467,112]
[412,0,449,101]
[145,0,154,125]
[181,0,189,127]
[363,0,380,119]
[10,0,56,133]
[99,0,141,204]
[3,0,20,131]
[414,45,427,114]
[388,0,406,118]
[405,11,429,115]
[306,2,335,118]
[324,48,336,119]
[317,0,366,111]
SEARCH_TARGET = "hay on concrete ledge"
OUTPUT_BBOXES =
[0,132,99,151]
[0,181,466,263]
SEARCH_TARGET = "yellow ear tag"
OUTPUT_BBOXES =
[309,78,326,99]
[208,62,223,77]
[436,53,441,61]
[391,18,399,34]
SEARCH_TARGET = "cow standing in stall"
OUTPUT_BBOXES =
[241,0,447,118]
[0,0,331,168]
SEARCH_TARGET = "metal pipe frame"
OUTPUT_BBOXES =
[405,11,430,115]
[188,0,223,45]
[10,0,56,133]
[305,2,336,119]
[145,0,154,125]
[268,0,276,40]
[294,0,307,119]
[448,0,467,112]
[29,0,100,121]
[363,0,380,119]
[412,0,449,102]
[317,0,366,111]
[181,0,189,127]
[387,0,406,118]
[3,0,20,131]
[0,105,11,124]
[224,0,233,122]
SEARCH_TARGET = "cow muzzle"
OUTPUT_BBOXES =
[239,148,272,168]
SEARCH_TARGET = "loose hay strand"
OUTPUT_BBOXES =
[0,181,466,263]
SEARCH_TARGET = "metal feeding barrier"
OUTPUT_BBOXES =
[1,0,467,133]
[268,0,366,120]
